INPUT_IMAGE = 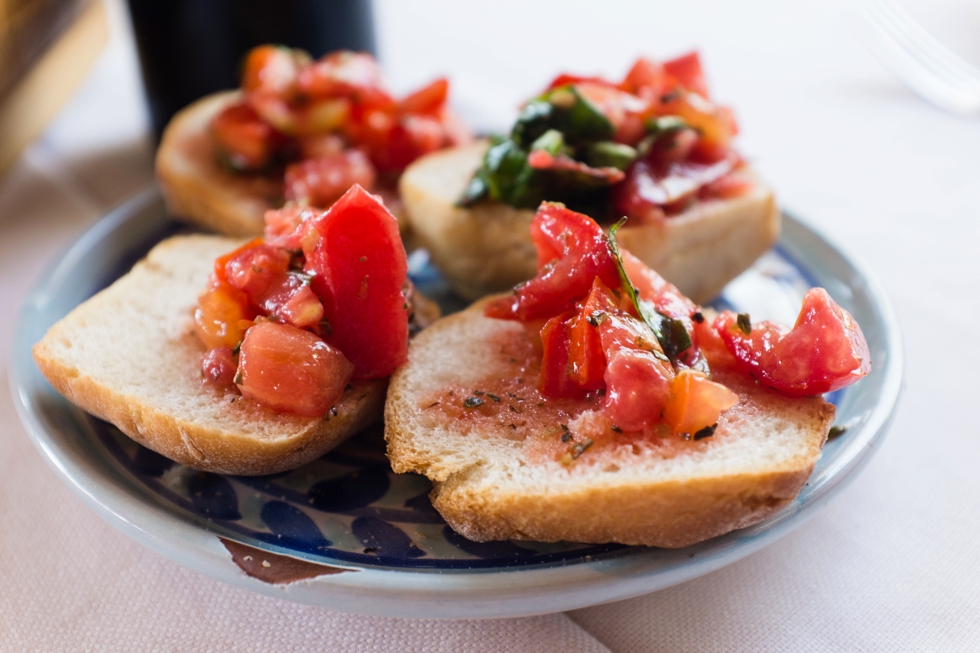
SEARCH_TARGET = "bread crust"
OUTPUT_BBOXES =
[385,299,835,548]
[399,140,780,304]
[33,235,386,475]
[156,92,283,237]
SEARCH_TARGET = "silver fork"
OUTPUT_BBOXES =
[861,0,980,115]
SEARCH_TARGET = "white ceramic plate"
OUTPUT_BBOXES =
[10,187,902,619]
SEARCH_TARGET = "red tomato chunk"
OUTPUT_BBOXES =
[237,322,353,417]
[484,202,871,445]
[195,184,410,415]
[715,289,871,395]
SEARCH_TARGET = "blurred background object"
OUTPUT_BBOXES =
[0,0,107,176]
[862,0,980,116]
[124,0,376,142]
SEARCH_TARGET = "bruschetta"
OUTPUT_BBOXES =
[157,46,471,238]
[385,202,870,547]
[400,52,779,303]
[34,186,431,475]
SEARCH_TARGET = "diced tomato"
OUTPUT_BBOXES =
[663,51,709,98]
[484,203,622,322]
[546,74,617,92]
[241,45,301,96]
[621,57,666,97]
[237,322,353,417]
[621,249,696,318]
[567,279,615,390]
[297,132,346,160]
[574,82,649,144]
[202,346,237,387]
[284,150,377,208]
[539,311,589,399]
[303,184,409,379]
[211,103,283,171]
[693,316,738,370]
[658,94,735,156]
[296,51,395,110]
[400,77,449,115]
[194,281,254,350]
[527,149,626,184]
[256,273,324,329]
[715,289,872,395]
[263,205,319,250]
[612,147,738,221]
[602,349,673,432]
[698,171,754,200]
[661,370,738,436]
[222,242,291,298]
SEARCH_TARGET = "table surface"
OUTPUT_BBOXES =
[2,0,979,650]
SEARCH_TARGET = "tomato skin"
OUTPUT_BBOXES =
[539,312,589,399]
[400,78,449,115]
[211,103,283,171]
[223,242,291,298]
[304,184,409,379]
[237,322,353,417]
[484,203,621,322]
[661,370,738,436]
[256,274,324,329]
[194,281,254,350]
[296,51,394,109]
[663,51,709,98]
[242,45,301,97]
[284,150,377,207]
[621,57,666,97]
[715,288,871,395]
[602,349,672,432]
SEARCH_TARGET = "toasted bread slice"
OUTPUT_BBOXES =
[33,235,386,475]
[157,92,283,237]
[399,140,780,304]
[385,299,834,548]
[157,92,411,239]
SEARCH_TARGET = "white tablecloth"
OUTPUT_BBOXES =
[3,0,979,650]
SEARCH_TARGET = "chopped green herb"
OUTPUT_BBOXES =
[607,219,692,366]
[473,390,485,395]
[587,310,608,328]
[828,425,848,440]
[570,438,594,459]
[582,141,637,170]
[693,424,717,441]
[736,313,752,335]
[463,397,484,408]
[486,393,501,402]
[231,341,242,355]
[560,432,572,443]
[233,368,243,385]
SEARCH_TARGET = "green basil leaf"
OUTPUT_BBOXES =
[582,141,637,170]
